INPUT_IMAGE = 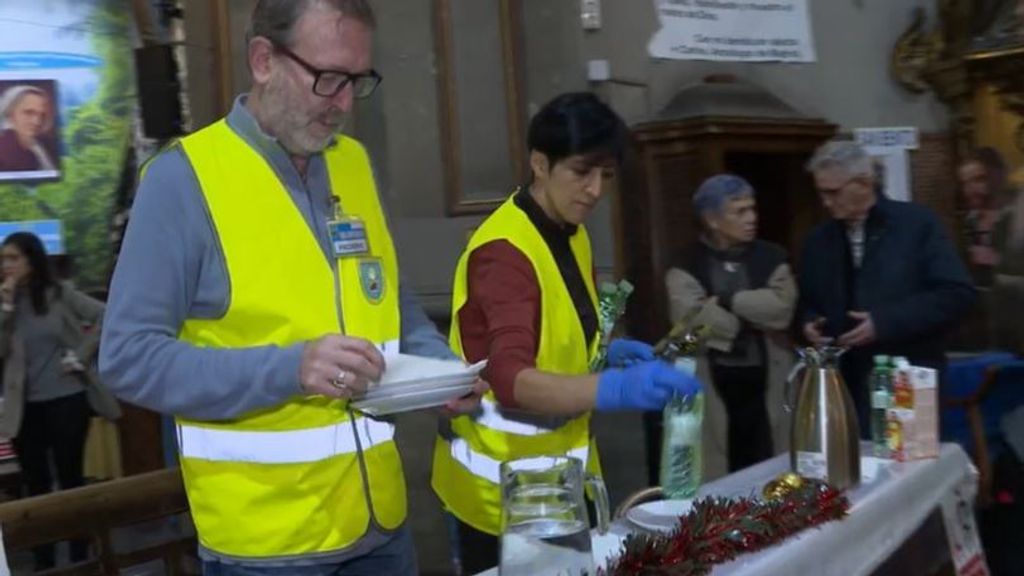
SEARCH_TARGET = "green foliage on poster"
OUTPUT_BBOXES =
[0,0,135,290]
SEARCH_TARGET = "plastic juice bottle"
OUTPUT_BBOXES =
[892,357,913,409]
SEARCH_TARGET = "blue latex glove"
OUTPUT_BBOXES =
[595,360,703,411]
[606,338,656,368]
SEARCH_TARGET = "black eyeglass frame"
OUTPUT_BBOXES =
[272,42,382,99]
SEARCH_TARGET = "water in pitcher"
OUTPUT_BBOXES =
[499,486,593,576]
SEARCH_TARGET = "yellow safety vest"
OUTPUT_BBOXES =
[174,120,405,558]
[431,195,602,535]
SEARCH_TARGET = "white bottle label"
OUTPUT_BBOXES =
[872,390,889,409]
[674,357,697,375]
[797,451,827,480]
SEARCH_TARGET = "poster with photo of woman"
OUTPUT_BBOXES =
[0,80,60,182]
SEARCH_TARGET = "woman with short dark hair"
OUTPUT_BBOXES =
[432,92,702,572]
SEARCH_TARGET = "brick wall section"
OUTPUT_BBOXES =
[911,132,961,244]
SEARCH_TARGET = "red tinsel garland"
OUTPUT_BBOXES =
[601,479,850,575]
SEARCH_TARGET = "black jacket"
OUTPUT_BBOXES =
[797,197,976,427]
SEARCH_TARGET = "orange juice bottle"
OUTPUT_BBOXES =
[887,410,905,462]
[892,357,914,409]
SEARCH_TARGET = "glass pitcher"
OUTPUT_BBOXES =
[499,456,609,576]
[786,346,861,490]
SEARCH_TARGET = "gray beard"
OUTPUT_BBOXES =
[258,78,347,156]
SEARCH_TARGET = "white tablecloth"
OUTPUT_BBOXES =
[479,443,976,575]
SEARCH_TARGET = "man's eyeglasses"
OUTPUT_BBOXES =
[816,175,864,197]
[273,43,382,99]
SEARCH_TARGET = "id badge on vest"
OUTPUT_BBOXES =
[328,217,370,258]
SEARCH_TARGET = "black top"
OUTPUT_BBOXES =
[513,187,599,344]
[680,239,787,367]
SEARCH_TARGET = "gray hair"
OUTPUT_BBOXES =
[0,85,52,132]
[246,0,376,47]
[806,140,875,179]
[693,174,755,217]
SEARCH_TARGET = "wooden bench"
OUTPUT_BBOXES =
[0,467,196,575]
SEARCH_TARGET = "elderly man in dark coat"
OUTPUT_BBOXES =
[798,140,976,435]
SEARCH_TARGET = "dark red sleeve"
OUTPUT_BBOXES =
[457,240,540,408]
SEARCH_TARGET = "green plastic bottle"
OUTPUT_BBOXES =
[870,355,892,458]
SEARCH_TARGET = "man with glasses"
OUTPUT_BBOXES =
[797,140,974,434]
[100,1,482,574]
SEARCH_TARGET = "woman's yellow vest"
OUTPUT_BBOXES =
[174,120,405,559]
[431,195,601,536]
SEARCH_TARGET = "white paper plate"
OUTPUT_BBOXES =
[624,499,693,534]
[377,354,486,387]
[349,354,485,416]
[362,370,480,399]
[350,380,475,416]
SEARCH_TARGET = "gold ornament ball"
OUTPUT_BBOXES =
[781,472,804,489]
[761,479,786,501]
[762,473,805,501]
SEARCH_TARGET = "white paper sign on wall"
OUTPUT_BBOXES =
[854,127,919,203]
[647,0,816,62]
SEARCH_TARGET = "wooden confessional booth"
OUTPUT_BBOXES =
[614,74,837,486]
[615,75,838,346]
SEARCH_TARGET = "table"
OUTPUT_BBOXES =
[479,443,977,575]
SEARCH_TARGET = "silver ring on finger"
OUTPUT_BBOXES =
[330,369,349,392]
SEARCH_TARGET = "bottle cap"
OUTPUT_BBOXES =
[874,355,890,365]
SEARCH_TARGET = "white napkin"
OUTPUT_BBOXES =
[377,353,486,387]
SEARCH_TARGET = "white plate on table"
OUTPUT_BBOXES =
[350,355,486,416]
[624,499,693,534]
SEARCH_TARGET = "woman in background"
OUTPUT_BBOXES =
[957,147,1011,287]
[0,232,104,569]
[665,174,797,479]
[992,173,1024,352]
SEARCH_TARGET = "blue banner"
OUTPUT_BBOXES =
[0,219,64,254]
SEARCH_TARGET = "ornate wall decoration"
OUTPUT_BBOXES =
[892,0,1024,152]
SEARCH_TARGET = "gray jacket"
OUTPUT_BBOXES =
[0,282,113,437]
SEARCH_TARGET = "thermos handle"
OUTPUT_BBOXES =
[585,473,610,535]
[784,358,807,413]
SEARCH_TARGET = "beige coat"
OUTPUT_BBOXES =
[0,283,115,438]
[665,263,797,481]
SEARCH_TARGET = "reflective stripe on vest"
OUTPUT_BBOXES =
[174,121,406,559]
[443,436,589,484]
[178,418,396,464]
[431,195,602,536]
[474,397,566,436]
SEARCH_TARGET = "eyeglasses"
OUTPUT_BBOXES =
[816,175,864,197]
[273,43,382,99]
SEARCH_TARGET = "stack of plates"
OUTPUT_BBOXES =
[350,354,487,416]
